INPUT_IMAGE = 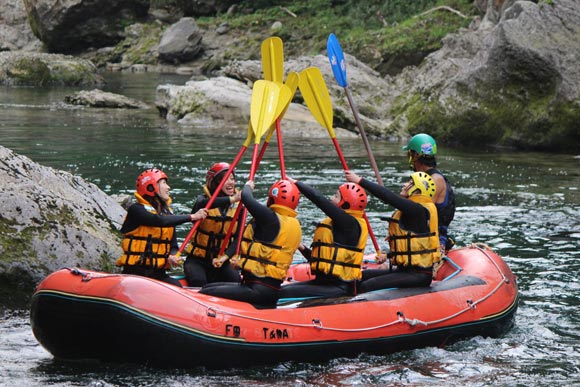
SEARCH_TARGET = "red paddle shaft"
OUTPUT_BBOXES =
[330,138,381,254]
[176,144,249,256]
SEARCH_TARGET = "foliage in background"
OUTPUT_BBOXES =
[193,0,478,75]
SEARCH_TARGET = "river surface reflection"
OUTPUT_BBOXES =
[1,72,579,387]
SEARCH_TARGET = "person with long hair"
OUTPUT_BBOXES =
[116,168,207,287]
[183,162,242,287]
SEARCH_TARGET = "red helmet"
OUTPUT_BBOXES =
[136,168,168,197]
[267,180,300,210]
[338,183,367,210]
[206,162,232,192]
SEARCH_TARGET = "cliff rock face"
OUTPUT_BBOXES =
[0,146,125,307]
[389,0,580,150]
[0,0,42,52]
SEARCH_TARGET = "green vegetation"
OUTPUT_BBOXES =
[193,0,478,74]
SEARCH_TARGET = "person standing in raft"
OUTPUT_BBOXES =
[279,179,369,299]
[183,162,242,287]
[345,170,441,292]
[403,133,456,254]
[116,168,208,287]
[200,179,302,308]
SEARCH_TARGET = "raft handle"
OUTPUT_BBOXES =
[466,299,476,309]
[69,268,92,282]
[312,319,323,329]
[207,308,217,318]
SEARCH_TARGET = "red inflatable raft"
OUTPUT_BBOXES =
[30,244,518,368]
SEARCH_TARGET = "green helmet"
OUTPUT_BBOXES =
[402,133,437,156]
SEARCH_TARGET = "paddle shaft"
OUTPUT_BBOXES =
[218,137,273,256]
[344,86,384,186]
[329,136,381,254]
[327,33,383,186]
[233,144,262,257]
[275,119,287,179]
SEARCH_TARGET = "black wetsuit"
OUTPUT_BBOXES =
[279,181,363,299]
[183,195,241,287]
[119,203,191,287]
[199,184,285,308]
[426,168,456,251]
[357,178,433,292]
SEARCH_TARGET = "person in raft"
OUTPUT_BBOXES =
[403,133,456,254]
[199,179,302,308]
[279,179,369,299]
[345,170,441,292]
[183,162,242,287]
[116,168,208,287]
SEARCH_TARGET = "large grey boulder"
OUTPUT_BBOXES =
[0,51,104,86]
[64,89,149,109]
[0,146,125,307]
[158,18,204,64]
[155,75,357,138]
[388,0,580,150]
[23,0,149,53]
[222,54,393,137]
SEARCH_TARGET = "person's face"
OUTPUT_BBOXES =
[221,174,236,196]
[157,179,171,201]
[400,179,413,197]
[331,190,341,206]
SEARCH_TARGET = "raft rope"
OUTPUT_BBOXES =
[173,245,512,332]
[67,244,512,333]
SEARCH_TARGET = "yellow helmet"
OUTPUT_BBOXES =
[409,172,436,198]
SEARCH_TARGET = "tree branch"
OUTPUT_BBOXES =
[280,6,297,18]
[416,6,470,19]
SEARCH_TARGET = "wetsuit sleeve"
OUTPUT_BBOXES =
[296,181,360,246]
[191,195,231,212]
[241,184,280,241]
[121,203,191,233]
[358,178,430,233]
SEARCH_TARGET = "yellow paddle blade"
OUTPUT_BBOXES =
[278,71,299,120]
[242,121,254,148]
[276,82,294,120]
[261,37,284,83]
[263,80,295,143]
[250,80,282,143]
[298,67,335,137]
[286,71,299,94]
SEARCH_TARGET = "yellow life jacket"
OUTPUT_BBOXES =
[310,209,368,281]
[388,194,441,268]
[238,204,302,281]
[117,193,174,269]
[187,192,238,260]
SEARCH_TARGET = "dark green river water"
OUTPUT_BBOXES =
[1,72,579,386]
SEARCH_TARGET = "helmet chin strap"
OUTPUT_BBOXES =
[408,151,417,171]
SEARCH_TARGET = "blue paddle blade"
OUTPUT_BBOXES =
[327,33,348,87]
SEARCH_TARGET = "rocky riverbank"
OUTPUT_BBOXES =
[2,0,578,150]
